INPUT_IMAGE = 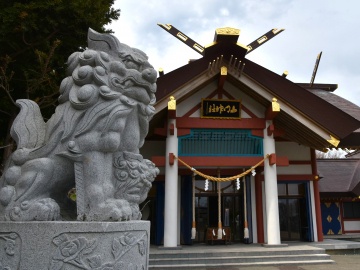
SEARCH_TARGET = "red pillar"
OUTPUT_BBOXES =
[311,148,324,241]
[255,172,264,243]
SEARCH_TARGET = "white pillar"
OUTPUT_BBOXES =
[163,118,179,247]
[177,175,181,246]
[263,120,281,245]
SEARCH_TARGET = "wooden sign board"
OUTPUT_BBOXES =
[201,99,241,119]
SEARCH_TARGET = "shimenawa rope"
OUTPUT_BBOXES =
[174,154,269,182]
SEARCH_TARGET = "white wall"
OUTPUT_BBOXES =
[177,81,218,117]
[275,142,312,175]
[344,221,360,232]
[276,142,310,160]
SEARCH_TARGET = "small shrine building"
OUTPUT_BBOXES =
[140,26,360,247]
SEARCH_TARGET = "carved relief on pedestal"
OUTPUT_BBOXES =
[49,231,148,270]
[0,232,21,270]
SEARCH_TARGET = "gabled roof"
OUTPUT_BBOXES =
[152,27,360,149]
[318,158,360,196]
[299,84,360,148]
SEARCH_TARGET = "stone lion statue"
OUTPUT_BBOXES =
[0,29,159,221]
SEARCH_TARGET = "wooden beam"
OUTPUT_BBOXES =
[177,117,266,129]
[169,153,175,165]
[169,123,174,135]
[218,66,227,92]
[251,130,264,137]
[168,110,176,119]
[269,153,276,165]
[152,155,289,167]
[177,128,191,137]
[246,28,284,54]
[259,174,316,181]
[154,127,167,137]
[267,124,275,136]
[158,23,205,55]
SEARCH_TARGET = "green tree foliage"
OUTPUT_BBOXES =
[0,0,120,169]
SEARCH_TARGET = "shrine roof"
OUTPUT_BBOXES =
[318,158,360,196]
[153,27,360,148]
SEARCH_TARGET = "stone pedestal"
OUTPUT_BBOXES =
[0,221,150,270]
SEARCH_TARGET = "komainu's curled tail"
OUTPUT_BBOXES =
[10,99,46,149]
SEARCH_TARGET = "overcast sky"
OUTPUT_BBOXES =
[108,0,360,106]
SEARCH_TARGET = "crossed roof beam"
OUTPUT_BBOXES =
[158,24,284,56]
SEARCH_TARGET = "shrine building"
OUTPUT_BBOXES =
[140,26,360,247]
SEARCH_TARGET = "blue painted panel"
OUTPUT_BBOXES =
[321,202,342,235]
[179,129,263,156]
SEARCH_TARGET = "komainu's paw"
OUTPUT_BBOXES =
[7,198,60,221]
[85,199,132,221]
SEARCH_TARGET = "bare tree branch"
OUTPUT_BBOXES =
[12,29,59,59]
[0,110,12,116]
[0,144,13,150]
[0,56,17,107]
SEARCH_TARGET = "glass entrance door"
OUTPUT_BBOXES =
[193,179,244,243]
[279,198,301,241]
[278,183,308,241]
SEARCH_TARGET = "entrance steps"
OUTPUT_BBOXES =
[149,243,334,269]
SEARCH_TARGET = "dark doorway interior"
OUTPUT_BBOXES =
[278,183,308,241]
[193,179,245,243]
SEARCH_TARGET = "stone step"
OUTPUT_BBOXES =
[149,245,334,269]
[149,259,335,269]
[149,253,332,266]
[150,248,326,259]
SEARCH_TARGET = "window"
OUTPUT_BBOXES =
[277,183,305,196]
[343,202,360,219]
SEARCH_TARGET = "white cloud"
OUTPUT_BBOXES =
[109,0,360,106]
[220,8,230,16]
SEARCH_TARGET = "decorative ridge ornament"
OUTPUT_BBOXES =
[214,27,241,45]
[215,27,240,36]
